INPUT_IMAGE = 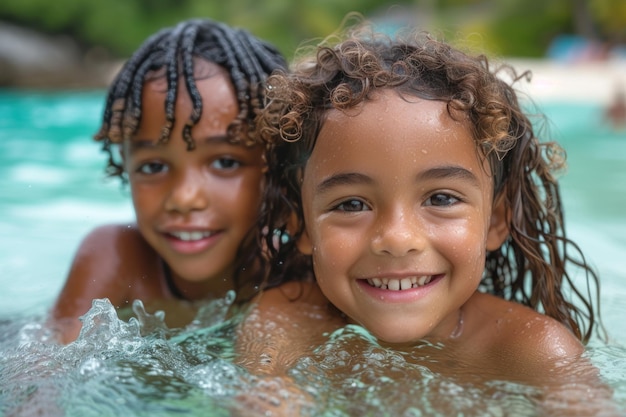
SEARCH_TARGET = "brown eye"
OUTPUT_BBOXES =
[426,193,458,207]
[211,157,241,170]
[335,199,369,212]
[137,161,167,175]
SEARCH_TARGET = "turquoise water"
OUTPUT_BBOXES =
[1,90,625,415]
[0,91,133,316]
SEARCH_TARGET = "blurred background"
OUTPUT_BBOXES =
[0,0,625,89]
[1,4,626,412]
[0,0,625,322]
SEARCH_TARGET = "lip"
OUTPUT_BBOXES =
[161,227,223,255]
[356,273,444,303]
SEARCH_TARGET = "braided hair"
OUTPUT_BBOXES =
[95,18,287,301]
[95,18,287,181]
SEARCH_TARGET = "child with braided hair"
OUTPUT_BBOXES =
[239,24,606,389]
[48,18,287,344]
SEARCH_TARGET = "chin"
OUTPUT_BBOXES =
[367,328,416,345]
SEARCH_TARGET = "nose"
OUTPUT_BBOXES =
[164,169,209,214]
[370,206,426,257]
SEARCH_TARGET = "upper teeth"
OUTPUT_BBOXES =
[171,231,212,241]
[366,276,432,290]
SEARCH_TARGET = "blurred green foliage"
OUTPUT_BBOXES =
[0,0,624,59]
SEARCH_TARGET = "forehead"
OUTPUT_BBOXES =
[320,90,472,149]
[141,59,235,105]
[308,89,490,185]
[143,58,230,86]
[132,60,238,144]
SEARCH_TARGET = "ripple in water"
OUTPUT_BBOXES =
[1,295,624,416]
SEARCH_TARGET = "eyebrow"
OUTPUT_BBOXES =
[418,165,481,187]
[316,172,374,195]
[315,165,480,195]
[129,134,232,151]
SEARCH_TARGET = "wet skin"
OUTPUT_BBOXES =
[297,90,512,344]
[125,62,264,298]
[241,89,592,392]
[49,61,265,343]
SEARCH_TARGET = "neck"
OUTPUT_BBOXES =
[163,261,236,301]
[449,307,464,339]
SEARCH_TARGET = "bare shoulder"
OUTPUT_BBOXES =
[77,223,146,254]
[74,223,159,273]
[466,292,584,377]
[253,281,330,310]
[237,282,345,375]
[59,223,150,286]
[49,223,161,343]
[244,281,342,335]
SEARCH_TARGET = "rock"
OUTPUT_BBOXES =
[0,21,120,89]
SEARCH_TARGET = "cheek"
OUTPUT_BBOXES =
[310,223,358,274]
[439,218,488,268]
[224,174,263,220]
[242,171,264,202]
[130,184,161,219]
[310,244,338,289]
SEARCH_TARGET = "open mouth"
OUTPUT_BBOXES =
[366,275,435,291]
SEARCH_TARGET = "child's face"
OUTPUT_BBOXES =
[123,62,264,289]
[298,90,504,344]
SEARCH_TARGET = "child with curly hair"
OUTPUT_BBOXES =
[47,18,287,344]
[240,24,604,386]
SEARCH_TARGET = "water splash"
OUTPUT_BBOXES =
[0,295,245,416]
[1,298,624,416]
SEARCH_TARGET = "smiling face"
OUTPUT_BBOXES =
[123,61,264,296]
[298,90,507,344]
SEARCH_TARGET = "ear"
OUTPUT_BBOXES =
[486,193,510,251]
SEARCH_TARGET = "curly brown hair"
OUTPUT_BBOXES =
[257,27,601,343]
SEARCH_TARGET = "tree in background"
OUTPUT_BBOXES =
[0,0,387,59]
[0,0,624,59]
[588,0,626,45]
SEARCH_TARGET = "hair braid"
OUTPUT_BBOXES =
[180,24,202,150]
[94,18,287,301]
[124,58,153,139]
[95,17,287,182]
[97,31,170,143]
[160,27,183,144]
[212,25,253,144]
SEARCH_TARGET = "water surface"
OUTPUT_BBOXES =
[1,90,624,416]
